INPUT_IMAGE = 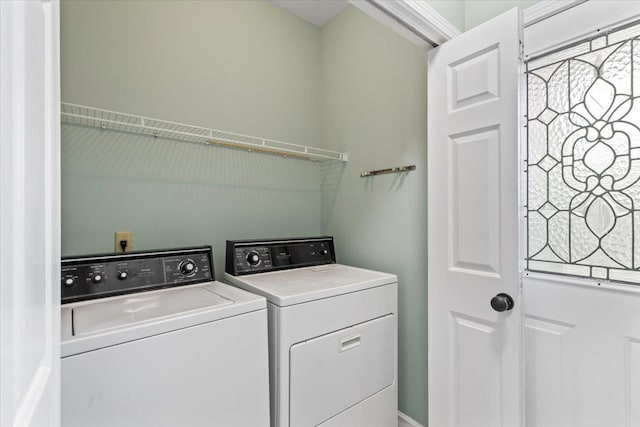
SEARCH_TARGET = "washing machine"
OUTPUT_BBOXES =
[224,237,398,427]
[61,246,270,427]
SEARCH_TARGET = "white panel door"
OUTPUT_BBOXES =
[522,2,640,426]
[524,277,640,427]
[428,8,522,427]
[0,0,61,426]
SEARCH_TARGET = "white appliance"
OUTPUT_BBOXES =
[224,237,398,427]
[61,246,270,427]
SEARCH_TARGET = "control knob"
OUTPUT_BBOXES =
[63,277,75,287]
[117,271,128,281]
[179,260,196,276]
[246,251,261,266]
[92,274,103,284]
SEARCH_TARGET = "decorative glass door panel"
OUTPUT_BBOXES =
[526,22,640,283]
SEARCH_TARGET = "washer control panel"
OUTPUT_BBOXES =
[62,246,213,303]
[226,237,335,276]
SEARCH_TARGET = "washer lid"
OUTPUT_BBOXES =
[61,282,267,357]
[72,285,233,336]
[226,264,397,306]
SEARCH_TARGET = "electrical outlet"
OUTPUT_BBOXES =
[115,231,132,253]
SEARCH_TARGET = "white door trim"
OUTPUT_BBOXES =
[364,0,461,46]
[358,0,589,48]
[524,0,640,59]
[523,0,587,27]
[0,0,61,425]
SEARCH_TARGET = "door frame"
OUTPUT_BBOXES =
[0,0,61,425]
[359,0,587,49]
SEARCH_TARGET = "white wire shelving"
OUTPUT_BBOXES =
[60,103,348,162]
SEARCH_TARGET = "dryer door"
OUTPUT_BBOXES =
[289,314,395,426]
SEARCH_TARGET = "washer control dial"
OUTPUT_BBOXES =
[246,251,261,266]
[179,259,197,276]
[117,271,128,281]
[64,277,75,287]
[92,274,103,284]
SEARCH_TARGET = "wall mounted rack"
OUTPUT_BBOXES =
[360,165,416,177]
[60,103,349,162]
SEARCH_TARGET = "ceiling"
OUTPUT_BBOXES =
[269,0,348,27]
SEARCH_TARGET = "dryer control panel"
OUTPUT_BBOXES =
[62,246,214,303]
[225,237,336,276]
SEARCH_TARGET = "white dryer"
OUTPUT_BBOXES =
[224,237,397,427]
[61,246,270,427]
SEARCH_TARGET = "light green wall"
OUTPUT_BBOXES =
[61,125,322,275]
[61,0,320,146]
[426,0,465,32]
[319,7,429,425]
[60,0,323,272]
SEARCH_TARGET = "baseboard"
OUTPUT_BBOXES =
[398,411,425,427]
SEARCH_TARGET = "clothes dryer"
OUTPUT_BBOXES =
[225,237,397,427]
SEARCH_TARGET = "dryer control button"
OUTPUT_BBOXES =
[246,251,261,266]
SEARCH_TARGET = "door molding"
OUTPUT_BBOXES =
[524,0,640,58]
[0,0,61,425]
[523,0,587,27]
[359,0,588,48]
[364,0,461,46]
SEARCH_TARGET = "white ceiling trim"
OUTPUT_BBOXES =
[523,0,588,27]
[363,0,461,46]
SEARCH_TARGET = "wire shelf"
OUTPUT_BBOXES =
[60,103,349,162]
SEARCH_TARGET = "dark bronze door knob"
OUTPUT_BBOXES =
[491,293,515,312]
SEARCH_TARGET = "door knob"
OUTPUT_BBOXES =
[490,293,514,312]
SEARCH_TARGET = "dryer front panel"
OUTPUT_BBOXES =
[289,314,395,426]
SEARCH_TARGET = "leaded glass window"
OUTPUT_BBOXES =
[526,23,640,283]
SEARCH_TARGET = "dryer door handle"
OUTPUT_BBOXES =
[339,334,362,352]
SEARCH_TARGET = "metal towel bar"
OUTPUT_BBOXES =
[360,165,416,177]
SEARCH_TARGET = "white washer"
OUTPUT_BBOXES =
[61,247,270,427]
[224,237,398,427]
